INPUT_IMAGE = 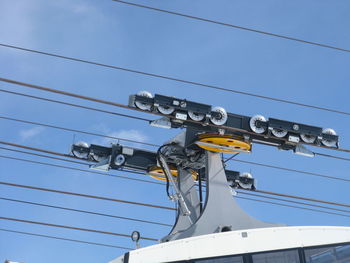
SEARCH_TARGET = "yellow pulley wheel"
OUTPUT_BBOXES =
[148,166,198,181]
[196,135,251,153]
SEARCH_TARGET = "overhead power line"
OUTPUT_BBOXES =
[0,88,151,122]
[111,0,350,54]
[1,178,349,220]
[0,196,171,227]
[0,154,163,186]
[1,140,350,211]
[0,216,158,241]
[237,191,350,214]
[0,228,132,250]
[2,77,350,154]
[236,196,350,219]
[229,158,350,183]
[314,152,350,162]
[0,181,175,211]
[1,174,349,215]
[1,141,349,210]
[3,144,348,189]
[255,188,350,209]
[0,115,159,147]
[0,145,89,166]
[0,44,349,116]
[1,116,349,182]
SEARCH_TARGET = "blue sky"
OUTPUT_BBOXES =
[0,0,349,262]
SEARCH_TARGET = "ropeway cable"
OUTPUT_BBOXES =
[0,181,175,211]
[0,216,158,241]
[0,115,159,147]
[1,144,349,210]
[0,154,163,186]
[0,196,171,227]
[0,44,349,116]
[2,140,350,184]
[236,191,350,214]
[0,88,151,122]
[1,78,350,154]
[227,158,350,182]
[1,158,349,211]
[0,228,133,250]
[1,179,349,220]
[0,117,348,182]
[236,196,350,219]
[111,0,350,54]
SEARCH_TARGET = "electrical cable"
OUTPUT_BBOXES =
[2,78,350,154]
[1,173,349,215]
[111,0,350,54]
[1,116,348,183]
[2,139,349,185]
[156,144,175,198]
[236,196,350,218]
[236,191,350,214]
[0,88,151,122]
[0,115,159,147]
[0,154,163,186]
[1,178,349,222]
[1,141,349,211]
[0,216,158,241]
[0,145,163,184]
[228,158,350,183]
[314,152,350,162]
[0,181,175,211]
[253,188,350,209]
[0,45,349,116]
[0,196,172,227]
[223,152,239,163]
[1,142,350,211]
[0,228,133,250]
[0,145,90,165]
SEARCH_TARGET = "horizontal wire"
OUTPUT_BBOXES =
[5,143,350,215]
[236,196,350,218]
[2,140,350,212]
[229,158,350,183]
[0,154,163,186]
[0,216,158,241]
[0,145,90,165]
[237,191,350,214]
[0,140,77,159]
[0,144,152,177]
[1,116,348,183]
[0,115,159,147]
[111,0,350,54]
[0,88,151,122]
[315,152,350,162]
[254,188,350,209]
[1,172,349,219]
[0,228,132,250]
[0,180,175,211]
[1,177,349,222]
[1,143,349,210]
[2,77,350,154]
[1,44,349,116]
[0,196,171,227]
[0,143,164,186]
[1,153,349,213]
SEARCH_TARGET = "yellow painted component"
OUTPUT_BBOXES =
[197,134,251,153]
[148,166,198,181]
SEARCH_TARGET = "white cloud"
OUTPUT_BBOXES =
[103,129,148,146]
[89,125,149,147]
[19,126,44,141]
[0,1,37,45]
